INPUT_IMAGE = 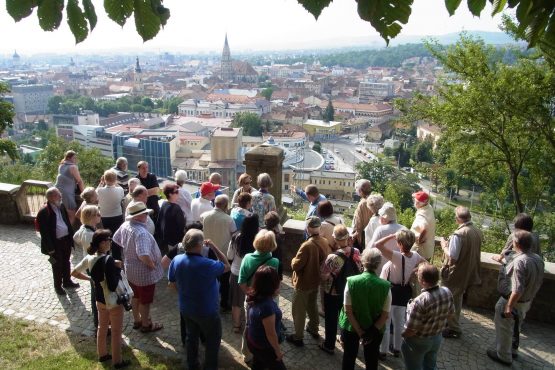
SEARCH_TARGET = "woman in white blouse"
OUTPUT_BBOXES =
[97,170,125,259]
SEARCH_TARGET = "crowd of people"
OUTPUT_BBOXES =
[35,150,545,370]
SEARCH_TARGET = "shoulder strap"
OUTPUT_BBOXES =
[401,255,405,286]
[328,250,350,294]
[246,256,273,283]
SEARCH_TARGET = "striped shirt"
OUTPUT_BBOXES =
[405,285,454,337]
[113,220,163,286]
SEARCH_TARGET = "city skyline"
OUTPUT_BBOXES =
[0,0,507,55]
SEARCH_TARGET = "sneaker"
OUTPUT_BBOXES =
[486,349,511,366]
[442,329,461,339]
[286,334,304,347]
[318,343,334,355]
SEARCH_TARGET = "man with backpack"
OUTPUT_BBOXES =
[36,187,80,295]
[319,225,363,354]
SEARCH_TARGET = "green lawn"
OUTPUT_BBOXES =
[0,314,180,369]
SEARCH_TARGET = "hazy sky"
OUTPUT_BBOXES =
[0,0,506,54]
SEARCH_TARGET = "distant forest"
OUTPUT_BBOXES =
[248,43,530,69]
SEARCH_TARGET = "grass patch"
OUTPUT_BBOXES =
[0,314,180,370]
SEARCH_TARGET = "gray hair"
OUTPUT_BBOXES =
[455,206,471,222]
[116,157,128,167]
[175,170,187,185]
[80,186,97,203]
[45,187,60,200]
[366,194,384,214]
[257,172,273,189]
[214,194,229,210]
[355,179,372,197]
[209,172,222,184]
[361,248,382,272]
[183,229,204,251]
[128,178,141,192]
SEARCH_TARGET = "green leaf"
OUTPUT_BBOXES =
[515,0,531,23]
[357,0,413,45]
[66,0,88,43]
[297,0,333,19]
[82,0,97,31]
[149,0,170,27]
[467,0,486,16]
[445,0,462,16]
[104,0,133,27]
[37,0,64,31]
[134,0,161,42]
[491,0,507,16]
[6,0,37,22]
[525,9,549,47]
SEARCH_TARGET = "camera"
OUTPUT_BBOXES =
[117,293,133,311]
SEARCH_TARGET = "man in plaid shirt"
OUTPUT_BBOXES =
[401,264,454,370]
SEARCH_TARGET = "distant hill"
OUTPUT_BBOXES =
[390,31,518,46]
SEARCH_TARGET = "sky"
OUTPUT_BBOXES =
[0,0,506,54]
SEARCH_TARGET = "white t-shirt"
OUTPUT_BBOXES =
[74,254,103,274]
[344,283,392,313]
[176,187,193,225]
[191,197,214,223]
[97,186,125,217]
[380,251,424,285]
[368,222,407,275]
[364,215,381,249]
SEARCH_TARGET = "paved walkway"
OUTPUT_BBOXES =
[0,224,554,369]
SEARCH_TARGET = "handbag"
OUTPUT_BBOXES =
[388,255,413,307]
[101,255,134,310]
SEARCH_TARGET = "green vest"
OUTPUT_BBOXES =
[339,271,390,332]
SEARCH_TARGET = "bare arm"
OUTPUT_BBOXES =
[71,269,90,281]
[345,304,364,337]
[373,234,396,261]
[262,314,284,361]
[161,255,171,270]
[70,165,84,192]
[239,283,248,294]
[206,239,230,273]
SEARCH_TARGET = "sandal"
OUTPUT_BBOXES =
[132,321,141,330]
[140,322,163,333]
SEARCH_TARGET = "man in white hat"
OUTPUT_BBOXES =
[113,202,164,333]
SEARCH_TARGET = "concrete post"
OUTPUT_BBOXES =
[244,144,284,209]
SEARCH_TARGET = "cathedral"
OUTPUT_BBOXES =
[219,34,258,83]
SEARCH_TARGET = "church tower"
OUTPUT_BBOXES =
[220,34,233,82]
[134,56,144,94]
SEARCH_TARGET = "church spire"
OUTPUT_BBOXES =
[135,56,142,73]
[220,34,233,82]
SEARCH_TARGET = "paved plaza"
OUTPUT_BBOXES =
[0,224,554,369]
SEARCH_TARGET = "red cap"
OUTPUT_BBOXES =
[200,182,220,196]
[412,191,429,203]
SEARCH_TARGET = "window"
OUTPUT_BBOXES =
[284,174,290,182]
[284,185,289,190]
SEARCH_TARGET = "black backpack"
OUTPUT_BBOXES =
[329,249,360,296]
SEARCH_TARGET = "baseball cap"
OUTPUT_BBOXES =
[200,182,220,196]
[412,191,429,203]
[378,202,397,222]
[306,216,322,229]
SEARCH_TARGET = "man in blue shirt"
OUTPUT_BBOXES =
[168,229,230,370]
[291,184,327,219]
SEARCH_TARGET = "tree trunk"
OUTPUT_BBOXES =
[509,171,524,214]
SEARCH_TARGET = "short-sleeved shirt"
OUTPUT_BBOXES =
[251,189,276,227]
[113,220,163,286]
[230,207,253,230]
[404,286,454,337]
[368,222,408,274]
[344,283,392,312]
[238,251,280,286]
[382,251,424,285]
[168,252,225,316]
[75,254,120,305]
[247,297,282,349]
[137,173,159,211]
[97,186,125,217]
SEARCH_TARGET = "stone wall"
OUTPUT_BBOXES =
[281,221,555,324]
[0,183,21,224]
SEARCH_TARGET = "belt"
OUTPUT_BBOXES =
[500,294,530,304]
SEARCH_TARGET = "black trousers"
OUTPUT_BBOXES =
[323,293,343,349]
[247,341,287,370]
[341,328,383,370]
[101,215,124,260]
[52,235,72,289]
[219,270,231,310]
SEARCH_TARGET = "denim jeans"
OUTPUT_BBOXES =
[341,329,383,370]
[401,334,442,370]
[182,313,222,370]
[323,293,342,349]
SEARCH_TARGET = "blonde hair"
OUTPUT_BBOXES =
[80,187,97,203]
[366,194,384,214]
[238,173,252,187]
[253,229,277,254]
[395,229,415,251]
[103,170,117,184]
[80,205,99,226]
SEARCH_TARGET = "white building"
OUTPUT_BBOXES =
[358,81,395,103]
[72,125,113,158]
[11,84,53,114]
[178,99,267,118]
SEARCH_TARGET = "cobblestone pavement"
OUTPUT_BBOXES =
[1,224,554,369]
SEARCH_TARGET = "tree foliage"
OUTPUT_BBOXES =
[323,99,334,122]
[231,112,264,136]
[260,88,274,101]
[0,82,18,160]
[399,35,555,214]
[47,94,169,116]
[5,1,555,51]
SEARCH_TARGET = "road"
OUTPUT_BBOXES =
[321,137,374,172]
